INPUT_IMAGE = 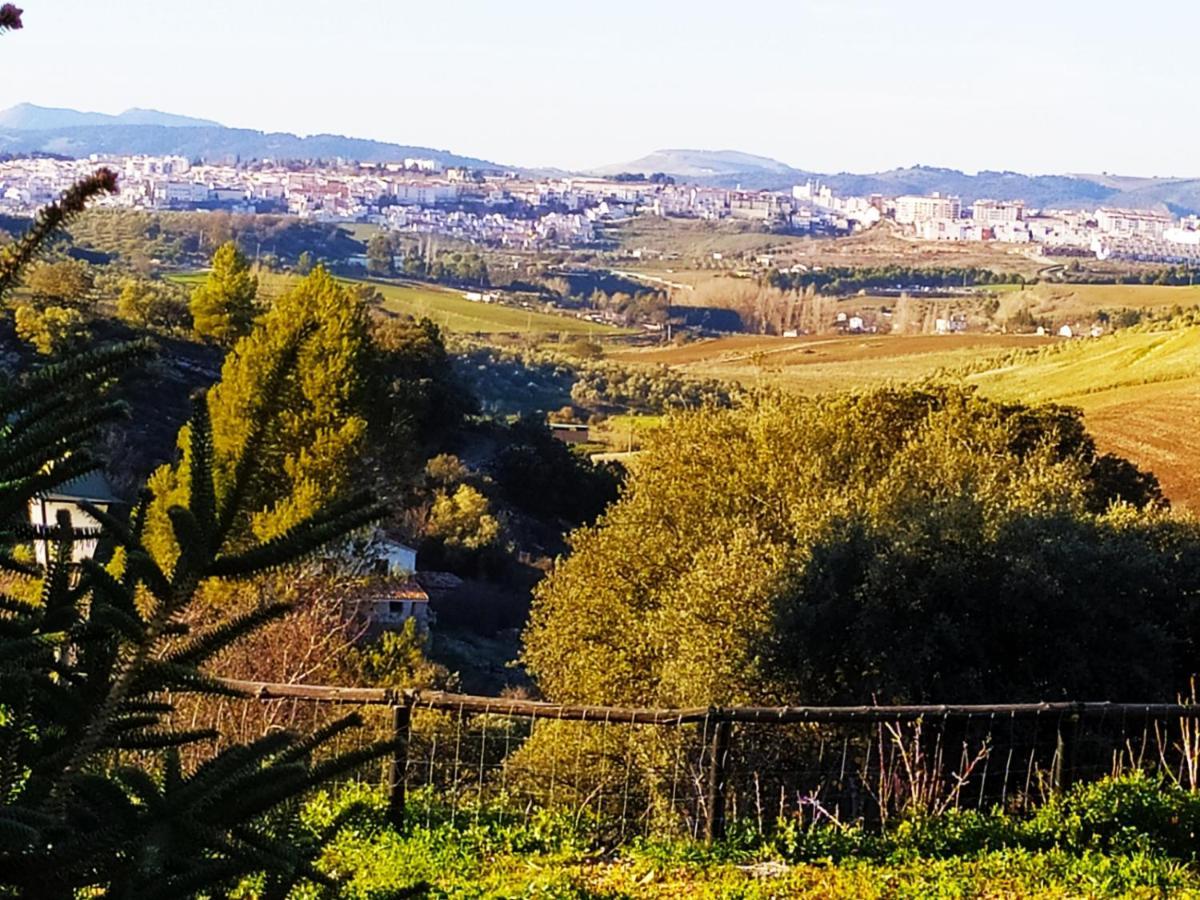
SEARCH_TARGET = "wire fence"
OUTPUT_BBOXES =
[216,679,1200,842]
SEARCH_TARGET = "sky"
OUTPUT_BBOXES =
[3,0,1199,176]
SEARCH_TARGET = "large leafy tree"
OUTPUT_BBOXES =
[524,388,1200,707]
[189,240,258,347]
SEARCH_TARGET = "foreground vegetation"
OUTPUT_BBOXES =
[280,775,1200,898]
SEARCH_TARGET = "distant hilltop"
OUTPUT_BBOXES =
[593,149,1200,214]
[0,103,503,170]
[0,103,223,130]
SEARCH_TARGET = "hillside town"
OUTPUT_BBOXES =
[2,154,1199,264]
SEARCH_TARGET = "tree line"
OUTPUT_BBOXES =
[766,264,1026,294]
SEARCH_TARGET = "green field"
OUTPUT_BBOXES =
[164,271,206,285]
[169,272,629,336]
[349,278,632,336]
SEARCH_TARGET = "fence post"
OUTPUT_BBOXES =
[705,713,732,844]
[1062,711,1081,792]
[388,698,412,830]
[1053,711,1081,795]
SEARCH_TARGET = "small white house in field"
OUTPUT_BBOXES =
[352,532,430,635]
[29,471,119,567]
[1058,325,1075,338]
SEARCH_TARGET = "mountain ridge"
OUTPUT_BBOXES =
[0,103,222,130]
[0,103,502,170]
[594,150,1200,212]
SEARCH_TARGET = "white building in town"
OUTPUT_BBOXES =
[895,193,961,225]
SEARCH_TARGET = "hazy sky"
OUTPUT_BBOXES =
[4,0,1198,176]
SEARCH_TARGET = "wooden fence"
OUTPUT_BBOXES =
[217,678,1200,842]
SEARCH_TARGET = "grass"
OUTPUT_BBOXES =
[164,271,206,286]
[287,775,1200,898]
[589,414,666,453]
[610,333,1056,395]
[998,282,1200,322]
[349,278,631,336]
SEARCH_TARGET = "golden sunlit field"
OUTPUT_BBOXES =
[611,333,1055,393]
[612,327,1200,509]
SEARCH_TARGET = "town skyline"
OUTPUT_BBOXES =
[4,0,1199,178]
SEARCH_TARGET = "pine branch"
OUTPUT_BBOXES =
[0,341,151,415]
[186,393,218,547]
[106,728,218,752]
[160,600,291,669]
[272,711,363,768]
[209,492,384,579]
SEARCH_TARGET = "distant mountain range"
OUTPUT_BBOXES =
[0,103,502,170]
[4,106,1200,213]
[0,103,222,130]
[594,149,1200,214]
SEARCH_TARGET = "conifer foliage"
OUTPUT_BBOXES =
[0,108,397,898]
[189,240,259,347]
[0,371,389,897]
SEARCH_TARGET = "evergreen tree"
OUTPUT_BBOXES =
[189,241,258,346]
[148,265,372,564]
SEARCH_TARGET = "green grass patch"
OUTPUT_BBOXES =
[348,278,631,336]
[281,774,1200,898]
[164,270,207,286]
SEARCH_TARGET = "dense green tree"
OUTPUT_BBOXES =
[148,266,372,564]
[115,277,188,331]
[296,249,316,275]
[366,232,394,276]
[13,302,86,354]
[523,388,1196,708]
[421,483,504,575]
[368,316,475,463]
[494,415,623,525]
[189,240,258,346]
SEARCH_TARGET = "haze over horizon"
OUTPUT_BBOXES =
[3,0,1198,178]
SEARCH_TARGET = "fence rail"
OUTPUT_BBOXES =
[219,679,1200,722]
[215,678,1200,842]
